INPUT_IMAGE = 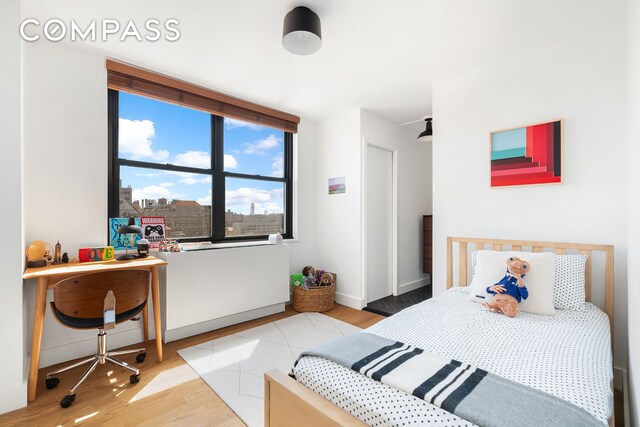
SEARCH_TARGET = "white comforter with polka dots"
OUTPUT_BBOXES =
[293,288,613,426]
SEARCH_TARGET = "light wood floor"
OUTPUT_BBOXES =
[0,305,383,427]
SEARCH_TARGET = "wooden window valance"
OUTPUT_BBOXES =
[106,59,300,133]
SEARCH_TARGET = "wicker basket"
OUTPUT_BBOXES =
[292,283,335,312]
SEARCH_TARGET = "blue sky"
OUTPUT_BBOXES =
[118,92,284,214]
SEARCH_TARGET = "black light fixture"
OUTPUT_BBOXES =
[117,218,142,260]
[417,118,433,142]
[282,6,322,55]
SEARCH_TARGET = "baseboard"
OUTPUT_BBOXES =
[334,292,365,309]
[37,324,155,369]
[397,277,429,295]
[0,382,27,414]
[163,303,285,343]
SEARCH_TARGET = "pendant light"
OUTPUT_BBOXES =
[282,6,322,55]
[417,118,433,142]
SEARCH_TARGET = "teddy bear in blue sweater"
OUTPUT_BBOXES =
[483,256,531,317]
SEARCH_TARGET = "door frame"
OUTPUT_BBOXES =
[362,138,398,305]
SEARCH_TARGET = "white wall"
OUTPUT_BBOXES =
[0,0,27,414]
[315,109,363,307]
[22,41,114,368]
[314,109,432,308]
[432,19,628,372]
[361,110,432,294]
[289,119,318,274]
[627,0,640,424]
[21,40,318,369]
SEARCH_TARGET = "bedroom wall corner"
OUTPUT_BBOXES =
[315,109,364,309]
[431,12,629,372]
[360,110,432,294]
[626,0,640,424]
[0,0,27,414]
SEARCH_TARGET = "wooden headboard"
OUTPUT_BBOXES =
[446,237,615,343]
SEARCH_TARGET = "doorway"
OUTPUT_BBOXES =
[366,144,393,303]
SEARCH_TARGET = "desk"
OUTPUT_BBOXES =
[23,256,167,402]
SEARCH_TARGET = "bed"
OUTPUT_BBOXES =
[264,237,615,427]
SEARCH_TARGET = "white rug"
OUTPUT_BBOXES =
[178,313,361,427]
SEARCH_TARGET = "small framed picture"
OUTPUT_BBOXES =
[328,176,346,194]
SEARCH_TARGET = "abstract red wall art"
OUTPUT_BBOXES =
[490,120,563,187]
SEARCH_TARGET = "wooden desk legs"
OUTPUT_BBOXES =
[150,266,163,362]
[142,304,149,343]
[28,278,48,402]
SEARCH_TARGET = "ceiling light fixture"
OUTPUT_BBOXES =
[282,6,322,55]
[417,118,433,142]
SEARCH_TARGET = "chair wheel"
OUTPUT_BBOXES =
[60,394,75,408]
[46,377,60,390]
[135,352,146,363]
[130,374,140,384]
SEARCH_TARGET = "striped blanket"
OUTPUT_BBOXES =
[295,332,601,427]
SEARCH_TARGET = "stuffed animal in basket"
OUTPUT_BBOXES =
[302,266,316,289]
[319,272,334,286]
[290,274,304,287]
[302,266,316,278]
[482,256,531,318]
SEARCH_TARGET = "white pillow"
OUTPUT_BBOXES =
[553,254,587,310]
[472,251,588,311]
[471,250,478,276]
[468,250,556,315]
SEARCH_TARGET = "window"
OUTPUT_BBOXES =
[222,118,289,238]
[108,90,294,242]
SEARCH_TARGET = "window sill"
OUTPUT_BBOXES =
[169,239,298,252]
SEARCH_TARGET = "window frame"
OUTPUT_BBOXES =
[108,89,294,243]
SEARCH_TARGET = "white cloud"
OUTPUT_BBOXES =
[173,150,211,169]
[225,118,262,131]
[119,118,169,161]
[225,187,284,214]
[197,189,212,206]
[224,154,238,169]
[155,150,170,161]
[170,152,237,171]
[226,187,273,204]
[181,177,198,185]
[271,155,284,177]
[136,171,162,177]
[132,185,183,201]
[180,176,212,185]
[244,134,282,155]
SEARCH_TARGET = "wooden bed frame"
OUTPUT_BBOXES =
[265,237,615,427]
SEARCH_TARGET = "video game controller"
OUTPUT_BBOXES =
[145,225,164,236]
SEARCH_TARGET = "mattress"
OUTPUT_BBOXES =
[293,288,613,426]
